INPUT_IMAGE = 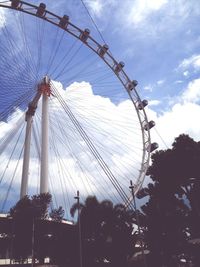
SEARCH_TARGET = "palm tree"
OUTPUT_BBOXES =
[70,196,136,267]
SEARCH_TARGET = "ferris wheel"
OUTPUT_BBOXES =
[0,0,158,215]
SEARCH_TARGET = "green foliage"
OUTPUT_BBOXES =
[49,206,64,222]
[140,134,200,266]
[9,192,52,220]
[8,193,52,263]
[70,195,136,267]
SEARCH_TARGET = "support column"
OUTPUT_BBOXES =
[40,93,49,194]
[20,115,33,198]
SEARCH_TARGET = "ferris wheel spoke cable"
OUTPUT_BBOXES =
[54,107,142,178]
[14,10,39,79]
[49,118,90,200]
[1,144,24,212]
[80,0,107,45]
[153,127,169,149]
[13,12,37,78]
[0,50,37,84]
[0,88,35,122]
[61,57,102,86]
[0,59,36,94]
[65,104,142,141]
[46,110,79,198]
[49,93,123,203]
[1,27,28,72]
[54,43,84,80]
[64,99,142,147]
[52,85,134,207]
[1,26,37,81]
[0,114,24,156]
[59,50,96,77]
[0,85,35,106]
[91,72,114,84]
[49,38,78,77]
[49,109,113,201]
[0,49,36,85]
[45,29,66,75]
[0,122,25,186]
[0,61,37,104]
[45,26,60,74]
[35,18,46,80]
[49,116,117,202]
[63,64,111,84]
[49,117,73,215]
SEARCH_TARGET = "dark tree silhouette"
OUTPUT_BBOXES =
[49,206,65,222]
[70,196,136,267]
[8,193,52,263]
[140,134,200,266]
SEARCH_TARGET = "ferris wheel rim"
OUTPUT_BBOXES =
[0,0,152,204]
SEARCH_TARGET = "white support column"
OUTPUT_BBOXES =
[40,93,49,194]
[20,115,33,198]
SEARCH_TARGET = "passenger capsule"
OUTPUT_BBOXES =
[114,61,125,73]
[138,99,148,110]
[36,3,46,17]
[80,29,90,42]
[144,120,155,131]
[98,44,109,57]
[147,142,159,152]
[127,80,138,90]
[11,0,20,8]
[59,15,69,28]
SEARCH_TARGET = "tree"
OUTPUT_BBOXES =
[70,196,136,267]
[49,206,64,222]
[8,193,52,263]
[140,134,200,266]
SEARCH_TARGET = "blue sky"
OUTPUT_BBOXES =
[31,0,200,145]
[0,0,200,213]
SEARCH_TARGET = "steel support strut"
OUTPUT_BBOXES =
[20,76,51,198]
[20,90,42,198]
[40,76,51,194]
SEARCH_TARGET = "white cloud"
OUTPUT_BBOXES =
[126,0,168,25]
[182,78,200,103]
[0,9,6,28]
[0,109,24,140]
[0,82,144,209]
[1,79,200,210]
[157,79,165,85]
[147,78,200,149]
[175,80,183,84]
[85,0,116,18]
[177,55,200,78]
[183,70,189,77]
[148,100,161,106]
[144,85,153,92]
[149,102,200,149]
[143,80,164,93]
[85,0,103,17]
[179,54,200,71]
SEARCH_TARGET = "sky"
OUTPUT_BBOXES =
[0,0,200,215]
[28,0,200,147]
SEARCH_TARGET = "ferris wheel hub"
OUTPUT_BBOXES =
[39,76,51,97]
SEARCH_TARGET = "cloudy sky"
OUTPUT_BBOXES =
[0,0,200,214]
[29,0,200,147]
